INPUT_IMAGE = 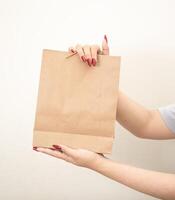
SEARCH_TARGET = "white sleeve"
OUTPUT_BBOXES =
[158,104,175,134]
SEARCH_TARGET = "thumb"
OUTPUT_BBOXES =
[102,34,109,55]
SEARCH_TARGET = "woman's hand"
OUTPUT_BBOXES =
[68,34,109,67]
[34,145,106,169]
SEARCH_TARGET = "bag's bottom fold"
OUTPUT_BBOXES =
[33,130,113,154]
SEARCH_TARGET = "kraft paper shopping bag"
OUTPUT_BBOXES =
[33,49,120,153]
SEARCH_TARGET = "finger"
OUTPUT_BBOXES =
[102,34,109,55]
[83,45,92,67]
[68,46,77,53]
[37,147,69,161]
[91,45,100,66]
[57,145,76,157]
[75,44,86,62]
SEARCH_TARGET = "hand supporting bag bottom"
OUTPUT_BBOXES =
[33,49,120,154]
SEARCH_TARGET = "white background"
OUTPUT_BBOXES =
[0,0,175,199]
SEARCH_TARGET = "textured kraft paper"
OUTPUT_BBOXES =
[33,49,120,154]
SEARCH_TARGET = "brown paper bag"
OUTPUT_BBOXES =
[33,49,120,153]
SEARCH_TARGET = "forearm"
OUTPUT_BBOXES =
[116,90,153,138]
[90,158,175,200]
[116,90,175,139]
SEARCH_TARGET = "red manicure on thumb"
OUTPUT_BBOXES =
[104,34,108,43]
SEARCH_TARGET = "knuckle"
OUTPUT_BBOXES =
[92,44,99,49]
[75,44,82,49]
[83,44,90,49]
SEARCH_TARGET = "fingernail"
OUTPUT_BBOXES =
[71,49,75,53]
[33,146,38,152]
[104,34,108,43]
[52,145,63,153]
[81,56,86,62]
[92,58,96,66]
[87,58,91,67]
[52,145,62,150]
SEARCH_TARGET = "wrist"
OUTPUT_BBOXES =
[88,155,107,171]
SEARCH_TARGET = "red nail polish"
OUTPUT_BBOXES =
[92,58,96,66]
[53,145,62,150]
[81,56,86,62]
[87,59,91,67]
[33,146,38,151]
[52,145,63,153]
[104,35,108,43]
